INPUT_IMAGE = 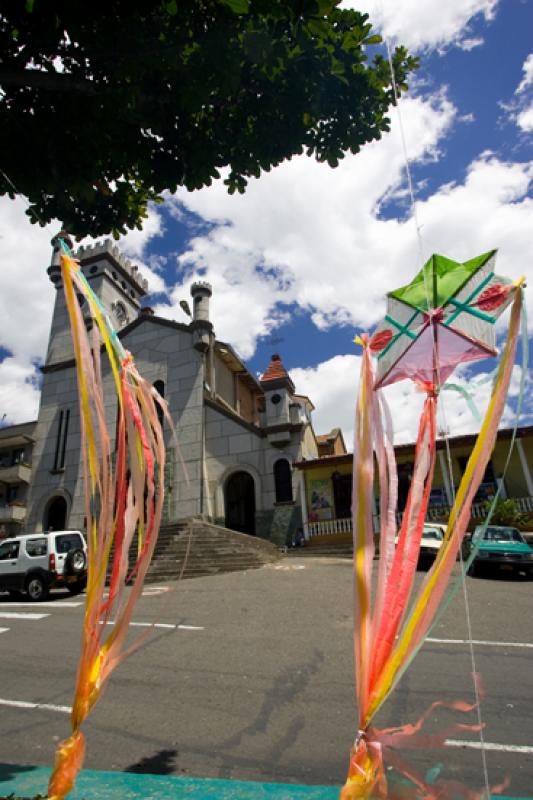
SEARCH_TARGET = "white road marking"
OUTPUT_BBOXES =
[142,586,171,596]
[0,695,530,756]
[0,627,9,634]
[0,601,82,608]
[102,586,171,599]
[99,621,204,630]
[178,624,204,630]
[446,739,533,754]
[0,698,71,714]
[0,611,49,620]
[427,637,533,649]
[130,622,176,629]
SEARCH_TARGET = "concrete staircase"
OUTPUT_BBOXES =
[140,518,283,582]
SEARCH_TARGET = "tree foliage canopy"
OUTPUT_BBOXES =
[0,0,418,237]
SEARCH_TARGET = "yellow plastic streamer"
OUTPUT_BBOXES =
[48,252,170,800]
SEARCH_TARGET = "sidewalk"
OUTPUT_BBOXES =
[0,764,525,800]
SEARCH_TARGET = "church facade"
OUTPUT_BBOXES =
[12,238,319,545]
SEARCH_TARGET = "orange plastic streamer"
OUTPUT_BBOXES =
[48,252,169,800]
[343,287,523,798]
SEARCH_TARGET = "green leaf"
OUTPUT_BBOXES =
[363,34,382,45]
[220,0,250,13]
[0,0,418,236]
[306,18,330,38]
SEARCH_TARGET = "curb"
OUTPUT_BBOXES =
[0,764,339,800]
[0,764,527,800]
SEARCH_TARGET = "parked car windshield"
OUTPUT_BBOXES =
[423,528,444,541]
[482,527,524,543]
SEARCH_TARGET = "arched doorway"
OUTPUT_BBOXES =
[225,471,255,535]
[44,496,67,532]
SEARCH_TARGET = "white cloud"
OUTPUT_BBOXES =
[161,97,532,362]
[0,195,164,426]
[341,0,497,52]
[115,204,167,296]
[516,104,533,133]
[0,357,42,424]
[163,92,457,356]
[0,197,58,366]
[291,355,528,448]
[117,203,164,261]
[505,53,533,131]
[457,37,484,51]
[516,53,533,93]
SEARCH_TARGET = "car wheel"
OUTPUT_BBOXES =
[67,577,87,596]
[467,561,477,577]
[26,575,50,602]
[65,548,87,576]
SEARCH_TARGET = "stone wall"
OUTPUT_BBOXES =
[255,503,302,546]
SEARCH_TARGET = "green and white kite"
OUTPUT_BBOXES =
[369,250,516,389]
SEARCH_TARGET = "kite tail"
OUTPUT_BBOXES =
[351,335,377,718]
[398,282,525,665]
[47,730,86,800]
[340,734,387,800]
[48,251,168,800]
[368,388,436,697]
[365,283,524,725]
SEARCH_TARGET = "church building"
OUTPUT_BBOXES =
[9,236,319,545]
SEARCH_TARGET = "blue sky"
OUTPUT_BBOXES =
[0,0,532,445]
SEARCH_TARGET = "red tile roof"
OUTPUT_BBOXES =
[260,354,290,383]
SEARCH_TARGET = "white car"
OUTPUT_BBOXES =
[0,531,87,601]
[395,523,446,563]
[418,523,446,560]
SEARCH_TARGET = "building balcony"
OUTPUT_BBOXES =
[0,503,27,522]
[304,497,533,539]
[0,462,32,485]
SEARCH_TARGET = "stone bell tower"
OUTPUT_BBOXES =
[45,236,149,367]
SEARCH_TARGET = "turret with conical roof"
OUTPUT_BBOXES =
[259,354,295,445]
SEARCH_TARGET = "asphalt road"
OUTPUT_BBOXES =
[0,558,531,797]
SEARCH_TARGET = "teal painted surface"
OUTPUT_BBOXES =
[0,764,339,800]
[0,764,526,800]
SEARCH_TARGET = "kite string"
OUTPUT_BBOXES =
[383,40,425,270]
[381,24,492,796]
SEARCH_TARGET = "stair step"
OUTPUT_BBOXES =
[107,518,282,583]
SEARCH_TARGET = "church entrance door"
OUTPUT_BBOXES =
[225,471,255,535]
[45,496,67,532]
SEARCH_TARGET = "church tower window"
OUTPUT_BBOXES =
[153,380,165,430]
[53,409,70,471]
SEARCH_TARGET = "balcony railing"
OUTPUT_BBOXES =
[305,496,533,537]
[0,503,27,522]
[0,462,32,485]
[305,517,352,537]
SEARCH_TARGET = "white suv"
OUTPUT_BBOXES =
[0,531,87,601]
